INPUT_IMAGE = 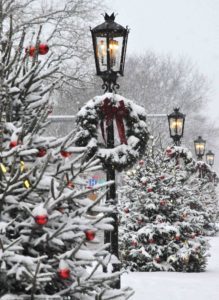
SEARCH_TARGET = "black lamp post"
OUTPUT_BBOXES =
[194,136,206,160]
[206,150,215,166]
[90,14,129,288]
[90,13,129,92]
[167,108,185,145]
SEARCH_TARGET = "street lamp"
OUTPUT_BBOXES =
[90,14,129,288]
[167,108,185,145]
[90,13,129,92]
[194,136,206,160]
[206,150,215,166]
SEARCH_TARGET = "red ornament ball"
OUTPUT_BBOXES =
[155,256,161,263]
[67,181,74,189]
[131,240,138,247]
[147,188,153,193]
[85,230,95,241]
[61,150,72,158]
[39,44,49,55]
[10,141,20,148]
[175,234,180,241]
[124,207,129,213]
[26,44,49,57]
[148,238,155,244]
[58,268,70,280]
[159,200,166,206]
[35,215,48,225]
[37,148,47,157]
[26,46,36,57]
[139,160,144,166]
[48,105,53,115]
[191,233,196,239]
[166,148,173,157]
[159,175,165,180]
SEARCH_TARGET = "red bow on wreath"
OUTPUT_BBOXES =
[100,98,129,145]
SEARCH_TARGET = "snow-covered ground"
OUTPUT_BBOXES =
[122,235,219,300]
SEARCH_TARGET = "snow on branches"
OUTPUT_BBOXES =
[119,142,217,272]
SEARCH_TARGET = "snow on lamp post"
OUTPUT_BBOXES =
[206,150,214,167]
[167,108,185,146]
[194,136,206,160]
[90,14,129,288]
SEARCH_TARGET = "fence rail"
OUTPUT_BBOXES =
[48,114,167,123]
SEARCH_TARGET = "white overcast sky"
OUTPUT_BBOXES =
[110,0,219,121]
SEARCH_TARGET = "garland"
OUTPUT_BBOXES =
[166,146,218,182]
[75,93,149,171]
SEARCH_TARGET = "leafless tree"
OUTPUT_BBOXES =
[2,0,107,88]
[118,52,219,157]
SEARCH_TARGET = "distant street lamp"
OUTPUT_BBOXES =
[194,136,206,160]
[167,108,185,145]
[206,150,215,166]
[90,14,129,288]
[90,13,129,92]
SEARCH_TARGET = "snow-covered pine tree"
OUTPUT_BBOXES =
[119,139,211,272]
[166,146,219,237]
[0,7,133,300]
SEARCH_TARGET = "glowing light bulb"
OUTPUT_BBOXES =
[109,39,119,67]
[98,40,106,65]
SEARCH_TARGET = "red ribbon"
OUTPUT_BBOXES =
[100,98,128,145]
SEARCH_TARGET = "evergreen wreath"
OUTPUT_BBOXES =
[75,93,149,171]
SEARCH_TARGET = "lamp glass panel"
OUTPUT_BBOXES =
[195,143,205,155]
[96,37,107,71]
[207,154,214,164]
[169,117,183,136]
[109,37,123,72]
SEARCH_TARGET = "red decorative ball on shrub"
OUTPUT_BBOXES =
[175,234,180,241]
[58,268,70,280]
[159,175,165,180]
[26,46,36,57]
[139,160,144,166]
[10,141,18,148]
[191,233,196,239]
[48,105,53,114]
[39,44,49,55]
[35,215,48,225]
[26,44,49,57]
[148,238,155,244]
[85,230,95,241]
[61,150,71,158]
[159,200,166,206]
[67,181,74,189]
[155,256,161,263]
[147,188,153,193]
[166,148,173,157]
[124,207,129,213]
[37,148,47,157]
[131,240,138,247]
